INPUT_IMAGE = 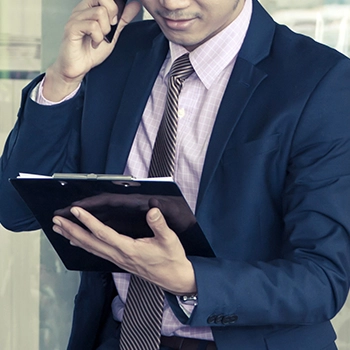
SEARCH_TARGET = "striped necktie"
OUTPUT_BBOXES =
[149,53,195,177]
[119,54,194,350]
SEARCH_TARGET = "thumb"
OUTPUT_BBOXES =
[146,208,169,240]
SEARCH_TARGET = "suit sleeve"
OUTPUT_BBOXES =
[185,59,350,327]
[0,75,84,231]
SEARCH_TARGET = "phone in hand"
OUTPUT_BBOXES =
[104,0,128,43]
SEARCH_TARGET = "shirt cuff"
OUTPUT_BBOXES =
[30,76,81,105]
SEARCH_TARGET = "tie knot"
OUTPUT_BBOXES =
[169,53,194,81]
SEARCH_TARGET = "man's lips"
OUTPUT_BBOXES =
[162,17,196,30]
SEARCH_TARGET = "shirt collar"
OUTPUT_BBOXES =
[164,0,252,89]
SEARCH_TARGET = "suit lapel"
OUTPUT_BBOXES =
[196,0,276,212]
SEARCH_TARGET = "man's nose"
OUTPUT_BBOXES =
[159,0,190,11]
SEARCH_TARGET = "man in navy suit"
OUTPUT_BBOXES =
[1,0,350,349]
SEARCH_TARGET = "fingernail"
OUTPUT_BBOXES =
[71,207,80,217]
[149,208,160,222]
[53,225,62,235]
[52,217,61,226]
[111,16,118,25]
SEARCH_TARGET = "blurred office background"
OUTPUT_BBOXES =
[0,0,349,349]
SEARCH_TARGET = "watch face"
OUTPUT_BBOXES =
[180,295,198,305]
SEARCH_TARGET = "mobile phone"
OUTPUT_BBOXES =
[104,0,127,43]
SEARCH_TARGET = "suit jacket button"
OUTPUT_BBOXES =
[214,314,224,324]
[222,315,238,325]
[207,315,216,324]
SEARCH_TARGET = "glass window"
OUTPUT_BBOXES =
[260,0,350,56]
[0,1,349,349]
[0,1,80,349]
[1,0,41,349]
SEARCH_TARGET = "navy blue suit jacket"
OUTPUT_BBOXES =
[1,1,350,349]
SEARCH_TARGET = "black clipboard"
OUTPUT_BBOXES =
[10,174,214,272]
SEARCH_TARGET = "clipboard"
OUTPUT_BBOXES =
[10,174,214,272]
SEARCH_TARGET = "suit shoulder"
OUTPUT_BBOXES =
[274,23,348,68]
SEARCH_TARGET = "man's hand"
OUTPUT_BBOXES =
[52,206,197,295]
[54,192,197,236]
[43,0,141,101]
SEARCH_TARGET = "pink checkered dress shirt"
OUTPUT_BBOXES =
[112,0,252,340]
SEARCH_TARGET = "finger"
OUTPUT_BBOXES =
[73,0,118,22]
[112,0,127,24]
[72,0,101,13]
[52,215,96,247]
[69,206,133,248]
[98,0,119,23]
[112,1,142,42]
[52,215,122,262]
[69,6,112,39]
[146,208,171,242]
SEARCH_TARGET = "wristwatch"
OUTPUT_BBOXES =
[179,294,198,306]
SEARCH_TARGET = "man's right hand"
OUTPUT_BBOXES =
[43,0,141,102]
